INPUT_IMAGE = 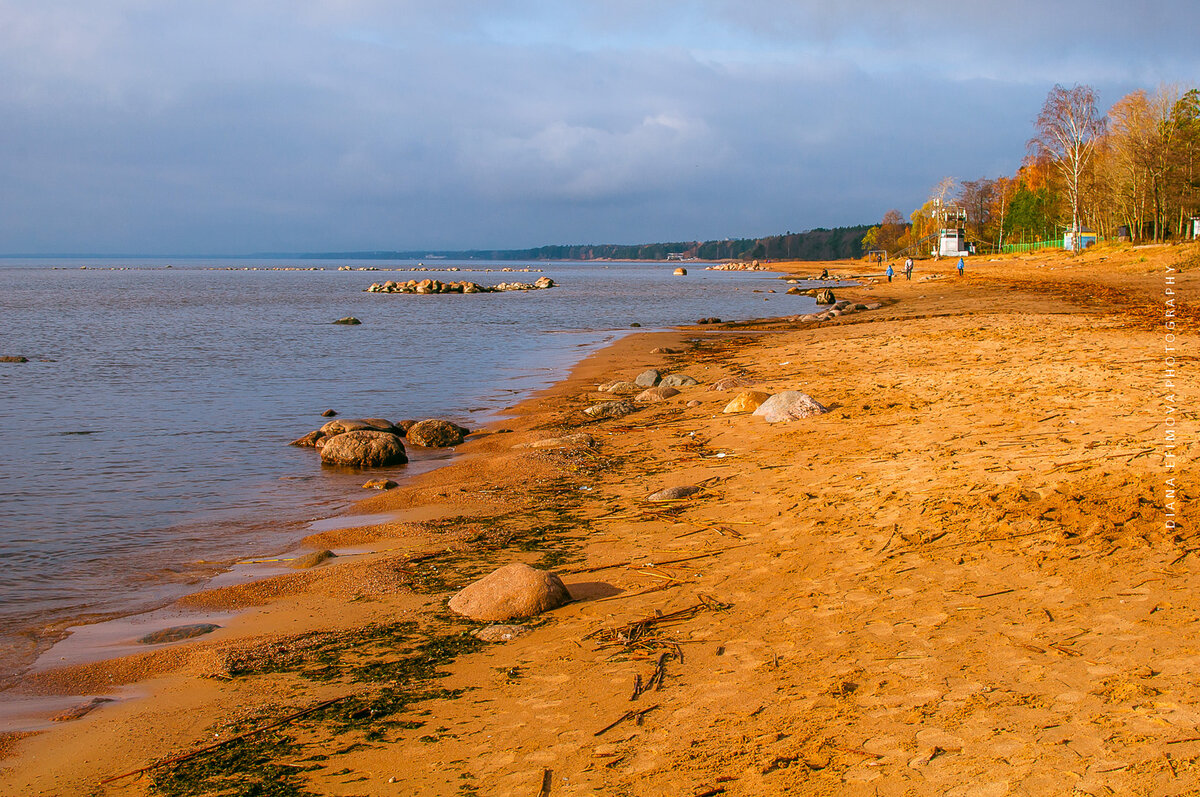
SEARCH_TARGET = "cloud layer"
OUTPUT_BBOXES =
[1,1,1196,253]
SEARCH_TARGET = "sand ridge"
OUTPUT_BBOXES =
[0,243,1194,796]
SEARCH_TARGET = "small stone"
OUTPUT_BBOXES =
[514,433,595,450]
[448,563,571,622]
[660,374,699,387]
[289,430,325,447]
[647,485,702,502]
[333,316,362,325]
[635,385,680,403]
[321,409,338,417]
[473,624,531,643]
[630,322,642,327]
[723,390,772,413]
[686,399,701,407]
[597,380,640,393]
[139,623,221,645]
[650,347,681,354]
[362,478,398,490]
[291,550,337,569]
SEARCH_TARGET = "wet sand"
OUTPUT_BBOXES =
[0,242,1195,795]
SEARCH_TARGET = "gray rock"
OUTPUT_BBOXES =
[660,374,699,387]
[406,419,466,447]
[447,563,571,622]
[139,623,221,645]
[319,430,408,466]
[814,288,835,305]
[752,391,829,423]
[634,369,661,387]
[635,385,680,403]
[514,433,595,450]
[583,400,636,419]
[647,485,702,502]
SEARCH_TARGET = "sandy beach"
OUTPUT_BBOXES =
[1,242,1194,795]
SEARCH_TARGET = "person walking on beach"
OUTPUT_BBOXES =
[886,263,894,282]
[905,257,913,280]
[956,256,965,276]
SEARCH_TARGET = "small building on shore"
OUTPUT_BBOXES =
[1063,227,1098,250]
[938,227,970,258]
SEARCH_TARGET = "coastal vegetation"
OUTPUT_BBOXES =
[863,82,1200,254]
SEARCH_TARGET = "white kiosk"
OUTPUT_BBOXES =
[935,205,970,258]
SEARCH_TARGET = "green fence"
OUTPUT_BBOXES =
[999,239,1062,254]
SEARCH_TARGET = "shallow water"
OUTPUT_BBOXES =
[0,257,814,680]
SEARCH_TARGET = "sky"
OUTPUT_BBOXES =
[1,1,1197,255]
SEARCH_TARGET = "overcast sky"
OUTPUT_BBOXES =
[1,1,1197,254]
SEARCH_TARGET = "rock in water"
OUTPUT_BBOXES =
[0,356,28,363]
[723,390,772,413]
[447,563,571,621]
[362,478,398,490]
[814,288,835,305]
[319,430,408,466]
[333,316,362,325]
[320,418,400,436]
[634,369,661,387]
[406,419,466,447]
[660,374,699,387]
[583,400,636,419]
[673,267,688,275]
[139,623,221,645]
[752,391,829,422]
[291,550,337,569]
[635,385,680,403]
[289,430,325,447]
[647,485,702,502]
[321,409,338,417]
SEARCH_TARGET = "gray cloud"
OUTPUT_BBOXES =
[0,1,1196,253]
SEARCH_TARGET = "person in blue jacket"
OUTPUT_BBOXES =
[956,257,965,276]
[885,263,894,282]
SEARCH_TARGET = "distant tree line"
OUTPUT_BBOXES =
[862,82,1200,255]
[307,225,873,263]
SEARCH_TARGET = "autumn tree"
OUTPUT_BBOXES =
[1031,84,1106,250]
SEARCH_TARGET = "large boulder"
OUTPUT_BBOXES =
[583,399,636,419]
[634,369,661,388]
[660,374,699,387]
[635,385,680,403]
[723,390,772,413]
[319,430,408,466]
[447,563,571,622]
[752,391,828,423]
[406,419,466,447]
[320,417,399,436]
[814,288,835,305]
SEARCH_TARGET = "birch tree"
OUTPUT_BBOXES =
[1031,84,1106,251]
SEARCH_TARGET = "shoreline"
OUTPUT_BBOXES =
[2,244,1196,795]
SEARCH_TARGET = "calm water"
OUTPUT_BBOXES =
[0,258,811,678]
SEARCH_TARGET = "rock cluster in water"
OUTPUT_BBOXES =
[366,276,555,294]
[290,416,470,467]
[706,260,770,271]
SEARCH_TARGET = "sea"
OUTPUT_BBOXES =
[0,257,818,689]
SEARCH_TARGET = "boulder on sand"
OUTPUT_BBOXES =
[291,550,336,569]
[583,400,636,419]
[635,385,680,403]
[447,563,571,622]
[597,380,640,393]
[634,369,661,388]
[660,374,699,387]
[752,391,829,423]
[319,430,408,466]
[406,419,466,447]
[708,376,757,391]
[723,390,772,413]
[513,433,595,450]
[814,288,835,305]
